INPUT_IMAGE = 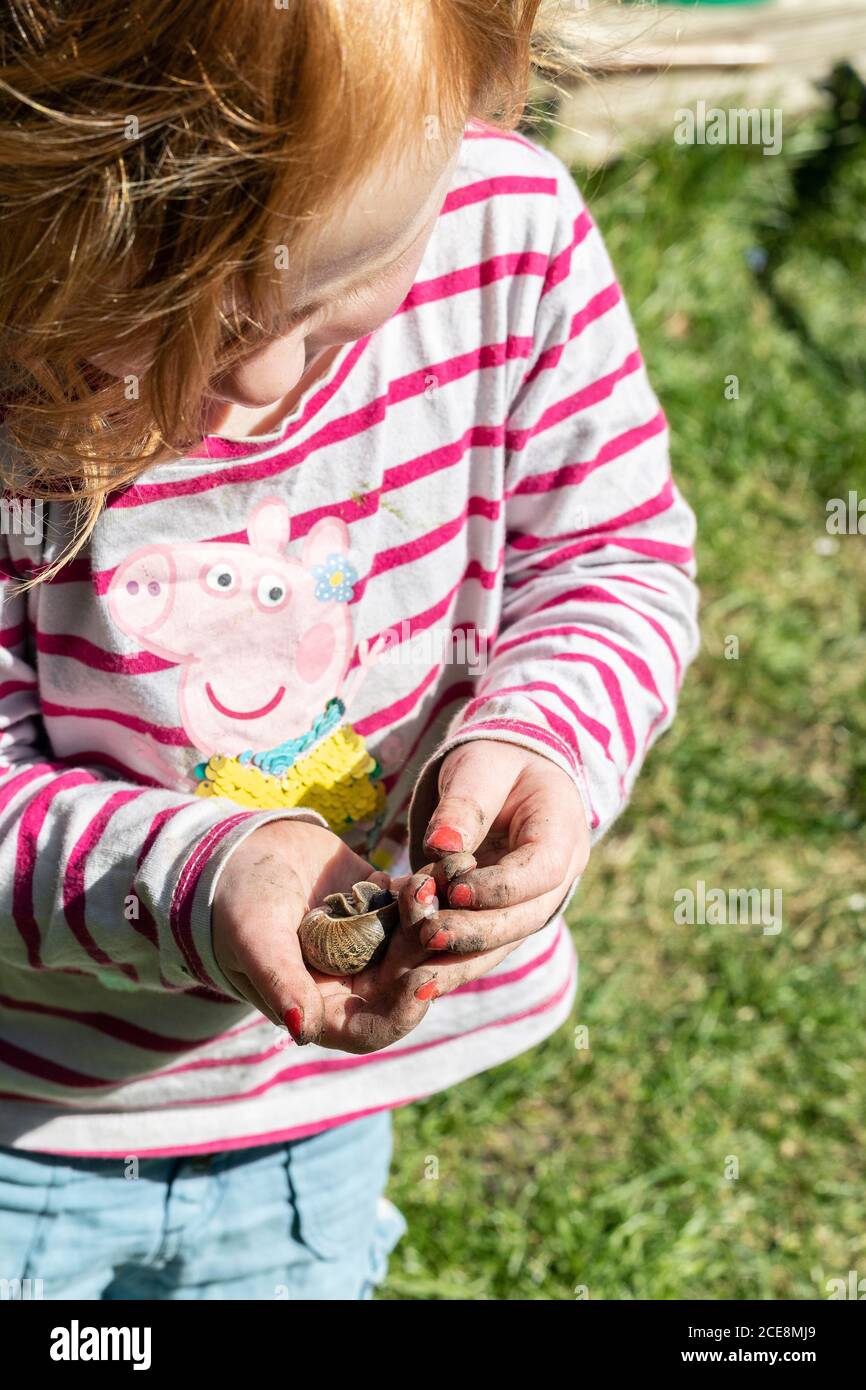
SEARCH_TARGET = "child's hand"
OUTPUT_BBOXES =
[408,741,590,993]
[212,820,441,1051]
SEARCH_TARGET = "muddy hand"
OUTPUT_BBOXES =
[413,739,590,984]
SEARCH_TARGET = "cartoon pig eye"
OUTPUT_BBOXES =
[203,562,238,595]
[256,573,289,610]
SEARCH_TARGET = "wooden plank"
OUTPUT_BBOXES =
[536,0,866,164]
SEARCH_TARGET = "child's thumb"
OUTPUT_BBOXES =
[421,740,521,856]
[228,920,326,1045]
[213,867,326,1044]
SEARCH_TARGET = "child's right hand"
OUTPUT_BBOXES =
[211,819,438,1053]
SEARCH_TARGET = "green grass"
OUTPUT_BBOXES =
[381,83,866,1300]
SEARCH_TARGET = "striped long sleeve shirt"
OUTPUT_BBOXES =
[0,124,698,1156]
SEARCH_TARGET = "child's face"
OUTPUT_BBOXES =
[89,133,462,418]
[210,136,463,411]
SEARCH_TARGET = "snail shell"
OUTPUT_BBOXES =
[298,880,400,976]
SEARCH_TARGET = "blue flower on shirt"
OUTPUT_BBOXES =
[313,553,357,604]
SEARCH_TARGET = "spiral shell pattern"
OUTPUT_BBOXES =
[298,881,400,976]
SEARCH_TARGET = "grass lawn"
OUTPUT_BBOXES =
[382,78,866,1300]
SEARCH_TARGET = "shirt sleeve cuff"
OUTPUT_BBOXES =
[168,806,329,998]
[406,714,594,880]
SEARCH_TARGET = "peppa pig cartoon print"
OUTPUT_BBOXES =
[108,499,362,757]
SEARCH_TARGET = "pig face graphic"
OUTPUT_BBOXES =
[108,500,356,757]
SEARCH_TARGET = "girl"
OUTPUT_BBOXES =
[0,0,698,1299]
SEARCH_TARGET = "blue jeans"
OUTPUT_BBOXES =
[0,1111,405,1300]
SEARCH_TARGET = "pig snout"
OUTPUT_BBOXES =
[109,549,175,638]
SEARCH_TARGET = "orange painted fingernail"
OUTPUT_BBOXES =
[415,876,436,903]
[425,928,451,951]
[425,825,463,853]
[448,882,473,908]
[284,1007,304,1045]
[415,978,440,1001]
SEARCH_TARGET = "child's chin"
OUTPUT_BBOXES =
[213,379,297,408]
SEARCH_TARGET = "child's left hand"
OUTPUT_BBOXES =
[406,740,590,992]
